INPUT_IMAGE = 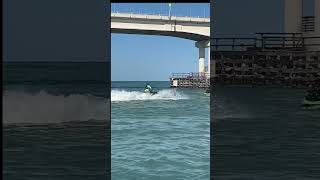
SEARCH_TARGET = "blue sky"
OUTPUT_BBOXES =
[111,3,210,81]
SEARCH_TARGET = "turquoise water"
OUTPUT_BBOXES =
[111,81,210,180]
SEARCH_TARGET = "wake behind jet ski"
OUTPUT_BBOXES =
[144,83,158,95]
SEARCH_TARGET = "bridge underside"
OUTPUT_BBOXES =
[111,28,209,41]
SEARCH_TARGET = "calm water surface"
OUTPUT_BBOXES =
[212,86,320,180]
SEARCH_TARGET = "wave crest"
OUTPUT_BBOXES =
[111,89,188,102]
[3,90,109,125]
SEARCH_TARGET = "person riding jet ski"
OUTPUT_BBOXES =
[144,83,158,95]
[302,84,320,109]
[204,88,210,96]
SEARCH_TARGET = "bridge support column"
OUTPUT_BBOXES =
[316,0,320,35]
[208,46,210,76]
[312,0,320,51]
[284,0,302,33]
[198,47,205,76]
[208,45,215,79]
[196,40,210,77]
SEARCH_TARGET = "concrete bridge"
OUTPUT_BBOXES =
[111,12,211,76]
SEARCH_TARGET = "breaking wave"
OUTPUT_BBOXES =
[3,90,109,125]
[111,89,188,102]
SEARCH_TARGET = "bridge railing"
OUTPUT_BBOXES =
[111,12,210,23]
[111,9,210,18]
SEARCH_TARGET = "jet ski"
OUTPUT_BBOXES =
[144,84,158,95]
[302,86,320,109]
[144,88,158,95]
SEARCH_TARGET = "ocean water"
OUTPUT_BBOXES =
[3,62,110,180]
[3,62,210,180]
[212,86,320,179]
[111,81,210,180]
[5,62,319,180]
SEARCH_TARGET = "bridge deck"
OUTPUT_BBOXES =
[111,12,210,41]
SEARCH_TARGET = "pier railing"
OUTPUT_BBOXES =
[211,33,320,52]
[170,72,211,79]
[257,33,305,49]
[211,38,257,51]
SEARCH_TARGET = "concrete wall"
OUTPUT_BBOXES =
[212,51,320,87]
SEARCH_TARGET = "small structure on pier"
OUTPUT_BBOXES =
[170,73,210,88]
[170,40,211,88]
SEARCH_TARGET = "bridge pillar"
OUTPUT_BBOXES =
[284,0,302,33]
[196,40,210,77]
[208,45,215,79]
[208,46,210,76]
[311,0,320,51]
[316,0,320,35]
[198,47,205,75]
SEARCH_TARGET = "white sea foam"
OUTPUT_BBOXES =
[3,90,109,125]
[111,89,188,102]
